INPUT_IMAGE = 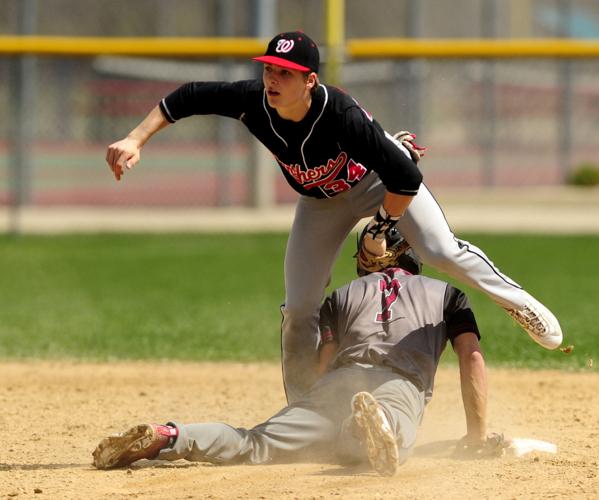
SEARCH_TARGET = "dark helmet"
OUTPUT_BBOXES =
[356,226,422,277]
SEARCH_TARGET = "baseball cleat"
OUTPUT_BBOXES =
[351,391,400,477]
[506,294,563,350]
[92,423,175,469]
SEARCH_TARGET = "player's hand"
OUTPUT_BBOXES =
[361,206,400,257]
[106,137,142,181]
[361,235,386,257]
[393,131,427,163]
[455,432,510,458]
[457,433,486,450]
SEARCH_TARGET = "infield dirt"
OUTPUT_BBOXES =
[1,361,597,499]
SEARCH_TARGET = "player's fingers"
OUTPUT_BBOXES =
[112,163,122,181]
[412,143,427,153]
[106,147,115,168]
[105,150,121,180]
[125,152,140,170]
[115,151,134,175]
[362,235,386,257]
[106,142,123,168]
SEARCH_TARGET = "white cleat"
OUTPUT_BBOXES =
[351,391,400,476]
[506,294,563,350]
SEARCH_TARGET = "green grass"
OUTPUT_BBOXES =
[0,233,596,370]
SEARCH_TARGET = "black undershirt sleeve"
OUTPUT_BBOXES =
[340,106,422,196]
[443,284,481,344]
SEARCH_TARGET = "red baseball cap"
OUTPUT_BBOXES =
[253,31,320,73]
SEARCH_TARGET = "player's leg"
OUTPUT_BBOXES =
[395,184,562,349]
[336,370,424,475]
[351,161,526,310]
[92,412,334,468]
[397,184,523,307]
[373,132,562,349]
[369,376,425,465]
[281,195,360,402]
[157,406,337,465]
[158,368,365,465]
[348,391,400,476]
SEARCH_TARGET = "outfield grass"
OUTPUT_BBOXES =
[0,233,596,369]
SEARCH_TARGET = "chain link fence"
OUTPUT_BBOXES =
[1,0,598,208]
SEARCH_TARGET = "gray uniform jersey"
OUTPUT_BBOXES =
[319,267,480,402]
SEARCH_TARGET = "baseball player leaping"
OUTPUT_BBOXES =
[105,31,562,402]
[92,232,505,475]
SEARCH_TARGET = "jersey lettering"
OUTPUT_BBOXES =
[375,270,402,322]
[277,152,348,189]
[347,159,367,183]
[276,153,368,196]
[324,179,351,193]
[303,152,347,189]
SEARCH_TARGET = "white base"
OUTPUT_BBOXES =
[507,438,557,457]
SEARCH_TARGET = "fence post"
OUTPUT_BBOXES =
[249,0,277,208]
[8,0,38,234]
[481,0,497,187]
[558,0,573,182]
[398,0,423,136]
[216,0,236,206]
[325,0,345,86]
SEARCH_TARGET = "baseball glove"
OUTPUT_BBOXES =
[393,130,427,163]
[356,226,411,276]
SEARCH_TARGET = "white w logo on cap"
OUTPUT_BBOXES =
[275,39,295,53]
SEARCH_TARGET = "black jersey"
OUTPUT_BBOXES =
[159,80,422,199]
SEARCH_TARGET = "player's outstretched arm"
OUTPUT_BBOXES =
[453,332,488,447]
[106,105,170,181]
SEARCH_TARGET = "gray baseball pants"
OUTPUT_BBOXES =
[281,169,525,402]
[158,365,425,466]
